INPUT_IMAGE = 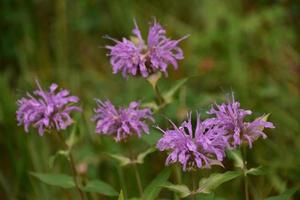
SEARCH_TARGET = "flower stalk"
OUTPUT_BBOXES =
[57,132,84,200]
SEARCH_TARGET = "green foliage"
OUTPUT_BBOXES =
[107,153,131,166]
[30,172,75,189]
[265,188,298,200]
[136,147,156,164]
[161,183,191,198]
[48,150,69,168]
[1,0,300,199]
[82,180,118,196]
[198,171,241,193]
[143,168,171,200]
[118,190,125,200]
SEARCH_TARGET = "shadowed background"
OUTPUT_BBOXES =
[0,0,299,199]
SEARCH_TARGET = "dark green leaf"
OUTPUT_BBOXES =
[48,150,69,168]
[265,188,298,200]
[143,168,171,200]
[196,193,225,200]
[136,147,156,164]
[161,183,191,198]
[107,153,131,166]
[30,172,75,188]
[163,77,189,104]
[227,149,244,169]
[66,124,78,148]
[198,171,241,193]
[82,180,118,196]
[246,166,267,176]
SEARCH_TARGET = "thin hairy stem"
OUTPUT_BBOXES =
[57,132,84,200]
[242,146,249,200]
[128,142,143,197]
[191,170,197,200]
[133,162,143,196]
[154,84,164,106]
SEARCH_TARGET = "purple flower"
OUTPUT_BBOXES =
[92,100,154,142]
[157,113,229,171]
[16,81,81,136]
[106,19,188,78]
[207,96,275,148]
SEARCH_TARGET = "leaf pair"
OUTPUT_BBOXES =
[108,147,156,166]
[162,171,241,198]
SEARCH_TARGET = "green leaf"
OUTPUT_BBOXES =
[30,172,75,188]
[82,180,118,196]
[143,168,171,200]
[66,124,78,148]
[246,166,267,176]
[196,193,225,200]
[136,147,156,164]
[227,149,244,169]
[107,153,131,166]
[265,188,298,200]
[198,171,241,193]
[48,150,69,168]
[147,72,162,89]
[163,77,189,103]
[118,190,125,200]
[161,183,191,198]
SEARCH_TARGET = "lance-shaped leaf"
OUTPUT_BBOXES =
[136,147,156,164]
[118,190,125,200]
[246,166,267,176]
[196,193,226,200]
[147,72,162,89]
[143,168,171,200]
[107,153,131,166]
[48,150,69,168]
[198,171,241,193]
[30,172,75,188]
[226,149,244,169]
[82,180,118,196]
[66,124,78,148]
[265,187,298,200]
[161,183,191,198]
[163,77,189,104]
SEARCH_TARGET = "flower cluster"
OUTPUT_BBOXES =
[206,96,275,148]
[92,100,154,142]
[157,113,229,171]
[106,19,188,78]
[16,81,81,136]
[157,96,274,170]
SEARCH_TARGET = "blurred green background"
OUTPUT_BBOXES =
[1,0,299,199]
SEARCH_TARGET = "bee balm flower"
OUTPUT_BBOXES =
[207,96,275,148]
[106,19,188,78]
[16,81,81,135]
[92,100,154,142]
[157,113,229,171]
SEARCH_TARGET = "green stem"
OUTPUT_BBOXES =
[241,146,249,200]
[128,142,143,197]
[57,133,84,200]
[191,170,197,200]
[133,162,143,197]
[154,84,164,106]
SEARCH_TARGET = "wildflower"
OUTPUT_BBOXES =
[92,100,154,142]
[106,19,188,78]
[207,95,275,148]
[16,81,81,136]
[157,113,229,171]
